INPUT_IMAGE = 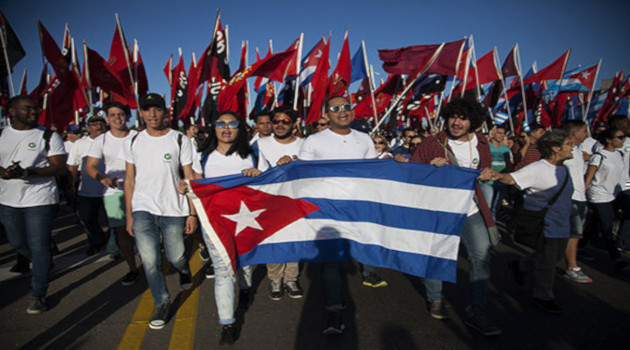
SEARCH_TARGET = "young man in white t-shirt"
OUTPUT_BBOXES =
[249,112,273,144]
[67,115,107,255]
[254,106,305,301]
[0,95,67,314]
[86,102,140,286]
[122,93,198,330]
[285,96,383,335]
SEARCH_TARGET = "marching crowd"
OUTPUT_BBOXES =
[1,93,629,345]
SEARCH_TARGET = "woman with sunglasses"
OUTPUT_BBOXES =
[183,111,261,345]
[372,134,393,159]
[584,128,629,271]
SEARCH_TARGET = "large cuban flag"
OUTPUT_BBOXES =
[188,159,479,283]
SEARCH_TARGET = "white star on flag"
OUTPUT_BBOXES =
[581,71,590,80]
[222,201,266,236]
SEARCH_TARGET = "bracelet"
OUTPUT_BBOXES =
[189,214,198,218]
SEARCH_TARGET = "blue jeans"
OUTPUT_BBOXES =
[0,204,56,297]
[132,211,190,306]
[76,195,107,248]
[201,227,252,325]
[424,212,491,318]
[570,201,587,238]
[490,182,509,219]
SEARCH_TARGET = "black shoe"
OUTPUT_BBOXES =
[532,297,563,314]
[219,324,237,345]
[204,263,214,279]
[26,296,47,315]
[429,300,451,320]
[464,316,502,336]
[121,271,140,286]
[179,272,193,290]
[86,245,101,256]
[238,288,251,309]
[149,301,171,329]
[362,272,388,288]
[508,260,525,286]
[198,245,210,262]
[269,280,283,301]
[10,255,30,274]
[284,281,304,299]
[323,310,345,335]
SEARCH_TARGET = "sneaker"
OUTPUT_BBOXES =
[532,297,563,314]
[26,296,47,314]
[109,251,121,260]
[284,281,304,299]
[564,267,593,283]
[238,288,251,309]
[219,324,237,345]
[198,245,210,262]
[464,316,502,336]
[429,300,450,320]
[577,249,596,261]
[362,272,388,288]
[614,259,630,271]
[179,272,193,290]
[121,271,140,286]
[269,280,283,301]
[10,255,31,274]
[322,310,345,335]
[508,260,525,287]
[204,263,214,279]
[149,301,171,329]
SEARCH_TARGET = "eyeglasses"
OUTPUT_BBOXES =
[613,135,626,140]
[273,118,292,125]
[317,122,329,127]
[328,104,352,113]
[411,142,421,147]
[214,120,240,129]
[374,141,385,145]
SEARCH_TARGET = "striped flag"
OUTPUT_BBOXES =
[492,112,509,125]
[189,159,479,282]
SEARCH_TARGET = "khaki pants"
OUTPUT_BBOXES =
[267,262,299,282]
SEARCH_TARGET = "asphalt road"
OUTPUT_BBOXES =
[1,209,630,350]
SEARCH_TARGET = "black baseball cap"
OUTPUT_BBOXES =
[139,93,166,110]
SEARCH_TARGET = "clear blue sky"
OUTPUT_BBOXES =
[3,0,629,98]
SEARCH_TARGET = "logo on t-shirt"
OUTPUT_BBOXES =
[472,157,479,166]
[163,153,172,161]
[27,142,36,150]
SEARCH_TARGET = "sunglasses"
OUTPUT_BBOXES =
[317,122,329,127]
[328,104,352,113]
[374,141,385,145]
[215,120,240,129]
[273,118,292,125]
[411,142,421,147]
[613,135,626,140]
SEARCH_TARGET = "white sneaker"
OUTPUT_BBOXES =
[564,267,593,283]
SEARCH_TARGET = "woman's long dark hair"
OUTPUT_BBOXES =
[198,111,253,159]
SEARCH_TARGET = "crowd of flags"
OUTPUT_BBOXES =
[1,9,628,134]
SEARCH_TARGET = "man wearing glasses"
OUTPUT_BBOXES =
[254,106,305,301]
[121,93,197,330]
[391,128,418,159]
[315,116,329,133]
[297,96,386,335]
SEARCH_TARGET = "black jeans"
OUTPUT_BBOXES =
[77,196,107,248]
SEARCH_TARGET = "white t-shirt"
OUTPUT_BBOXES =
[579,137,598,155]
[0,126,66,207]
[67,136,106,197]
[194,151,256,177]
[86,130,138,196]
[299,128,377,160]
[448,134,480,216]
[564,146,587,202]
[587,149,624,203]
[121,129,193,217]
[256,137,304,171]
[64,140,77,155]
[620,137,630,192]
[510,159,573,238]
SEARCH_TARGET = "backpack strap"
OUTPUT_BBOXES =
[43,129,53,152]
[130,132,140,151]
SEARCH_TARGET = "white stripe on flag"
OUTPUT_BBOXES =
[249,177,474,215]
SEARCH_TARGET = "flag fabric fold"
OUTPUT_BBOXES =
[189,159,479,283]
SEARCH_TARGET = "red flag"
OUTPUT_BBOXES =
[284,36,302,78]
[353,74,403,119]
[327,31,352,97]
[84,45,135,107]
[218,49,298,113]
[37,21,70,78]
[163,55,173,86]
[108,19,134,98]
[379,39,465,76]
[133,42,148,99]
[596,71,624,123]
[0,10,26,79]
[61,23,71,63]
[197,16,230,87]
[501,45,519,78]
[29,65,48,104]
[522,50,571,85]
[456,47,472,80]
[304,37,331,125]
[170,55,187,119]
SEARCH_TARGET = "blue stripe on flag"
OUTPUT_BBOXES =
[239,239,458,282]
[303,198,466,235]
[193,159,480,191]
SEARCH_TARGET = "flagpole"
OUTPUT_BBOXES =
[515,43,529,126]
[133,39,139,98]
[71,38,92,115]
[583,58,602,126]
[459,40,472,98]
[292,33,304,111]
[469,35,482,99]
[82,40,94,113]
[0,22,16,96]
[371,43,445,134]
[363,41,378,127]
[18,68,26,93]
